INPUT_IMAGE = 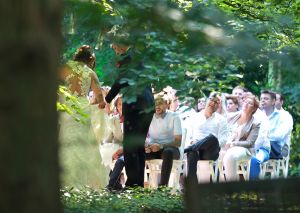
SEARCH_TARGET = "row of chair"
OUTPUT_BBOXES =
[145,155,290,189]
[115,126,290,188]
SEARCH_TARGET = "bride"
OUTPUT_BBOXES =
[58,45,106,189]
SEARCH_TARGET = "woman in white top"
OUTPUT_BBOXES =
[223,95,260,181]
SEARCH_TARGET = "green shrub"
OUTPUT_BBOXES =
[289,124,300,177]
[61,186,184,213]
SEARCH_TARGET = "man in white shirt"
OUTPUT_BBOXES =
[260,90,290,159]
[146,95,182,186]
[184,92,228,182]
[275,92,293,157]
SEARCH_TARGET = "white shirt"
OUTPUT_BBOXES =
[148,110,182,146]
[253,108,271,152]
[279,108,293,146]
[191,111,228,147]
[265,108,291,148]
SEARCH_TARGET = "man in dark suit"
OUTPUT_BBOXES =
[105,42,154,187]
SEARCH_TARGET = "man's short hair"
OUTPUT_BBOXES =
[154,94,169,105]
[233,85,247,92]
[106,25,130,45]
[261,90,276,100]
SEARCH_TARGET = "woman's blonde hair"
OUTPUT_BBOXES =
[244,95,259,114]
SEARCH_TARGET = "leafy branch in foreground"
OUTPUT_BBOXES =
[57,85,89,124]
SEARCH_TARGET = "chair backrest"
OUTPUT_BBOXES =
[261,157,288,179]
[283,154,290,178]
[179,128,187,160]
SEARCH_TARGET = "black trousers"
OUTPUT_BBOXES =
[123,106,153,187]
[186,134,220,181]
[107,156,125,190]
[146,147,180,186]
[270,141,283,159]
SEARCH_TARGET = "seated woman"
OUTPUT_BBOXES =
[222,95,260,181]
[104,96,125,190]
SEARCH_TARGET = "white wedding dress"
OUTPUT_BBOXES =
[59,60,106,189]
[90,106,124,185]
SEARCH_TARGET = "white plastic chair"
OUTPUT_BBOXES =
[183,140,220,183]
[283,154,290,178]
[261,156,289,179]
[236,159,251,181]
[218,158,251,182]
[196,160,219,183]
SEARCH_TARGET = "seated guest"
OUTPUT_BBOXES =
[232,85,247,110]
[196,97,206,112]
[226,96,239,113]
[260,90,291,159]
[184,92,228,182]
[275,92,293,157]
[223,95,260,182]
[238,91,271,180]
[145,95,182,186]
[105,96,125,191]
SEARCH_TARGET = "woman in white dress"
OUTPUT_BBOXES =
[59,45,106,189]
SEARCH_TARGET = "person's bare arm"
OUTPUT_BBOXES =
[58,65,70,84]
[90,71,105,107]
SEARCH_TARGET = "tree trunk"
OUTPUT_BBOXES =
[0,1,62,213]
[267,60,276,88]
[268,59,282,90]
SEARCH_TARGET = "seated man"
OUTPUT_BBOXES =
[260,90,291,159]
[145,94,182,186]
[275,92,293,157]
[184,92,228,182]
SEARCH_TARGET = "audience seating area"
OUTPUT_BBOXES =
[144,155,290,189]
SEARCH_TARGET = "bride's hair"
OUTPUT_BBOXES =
[73,45,96,69]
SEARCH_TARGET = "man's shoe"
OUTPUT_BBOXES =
[105,184,123,192]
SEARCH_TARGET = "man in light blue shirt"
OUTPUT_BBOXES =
[260,90,290,159]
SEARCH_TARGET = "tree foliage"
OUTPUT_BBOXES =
[62,0,299,95]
